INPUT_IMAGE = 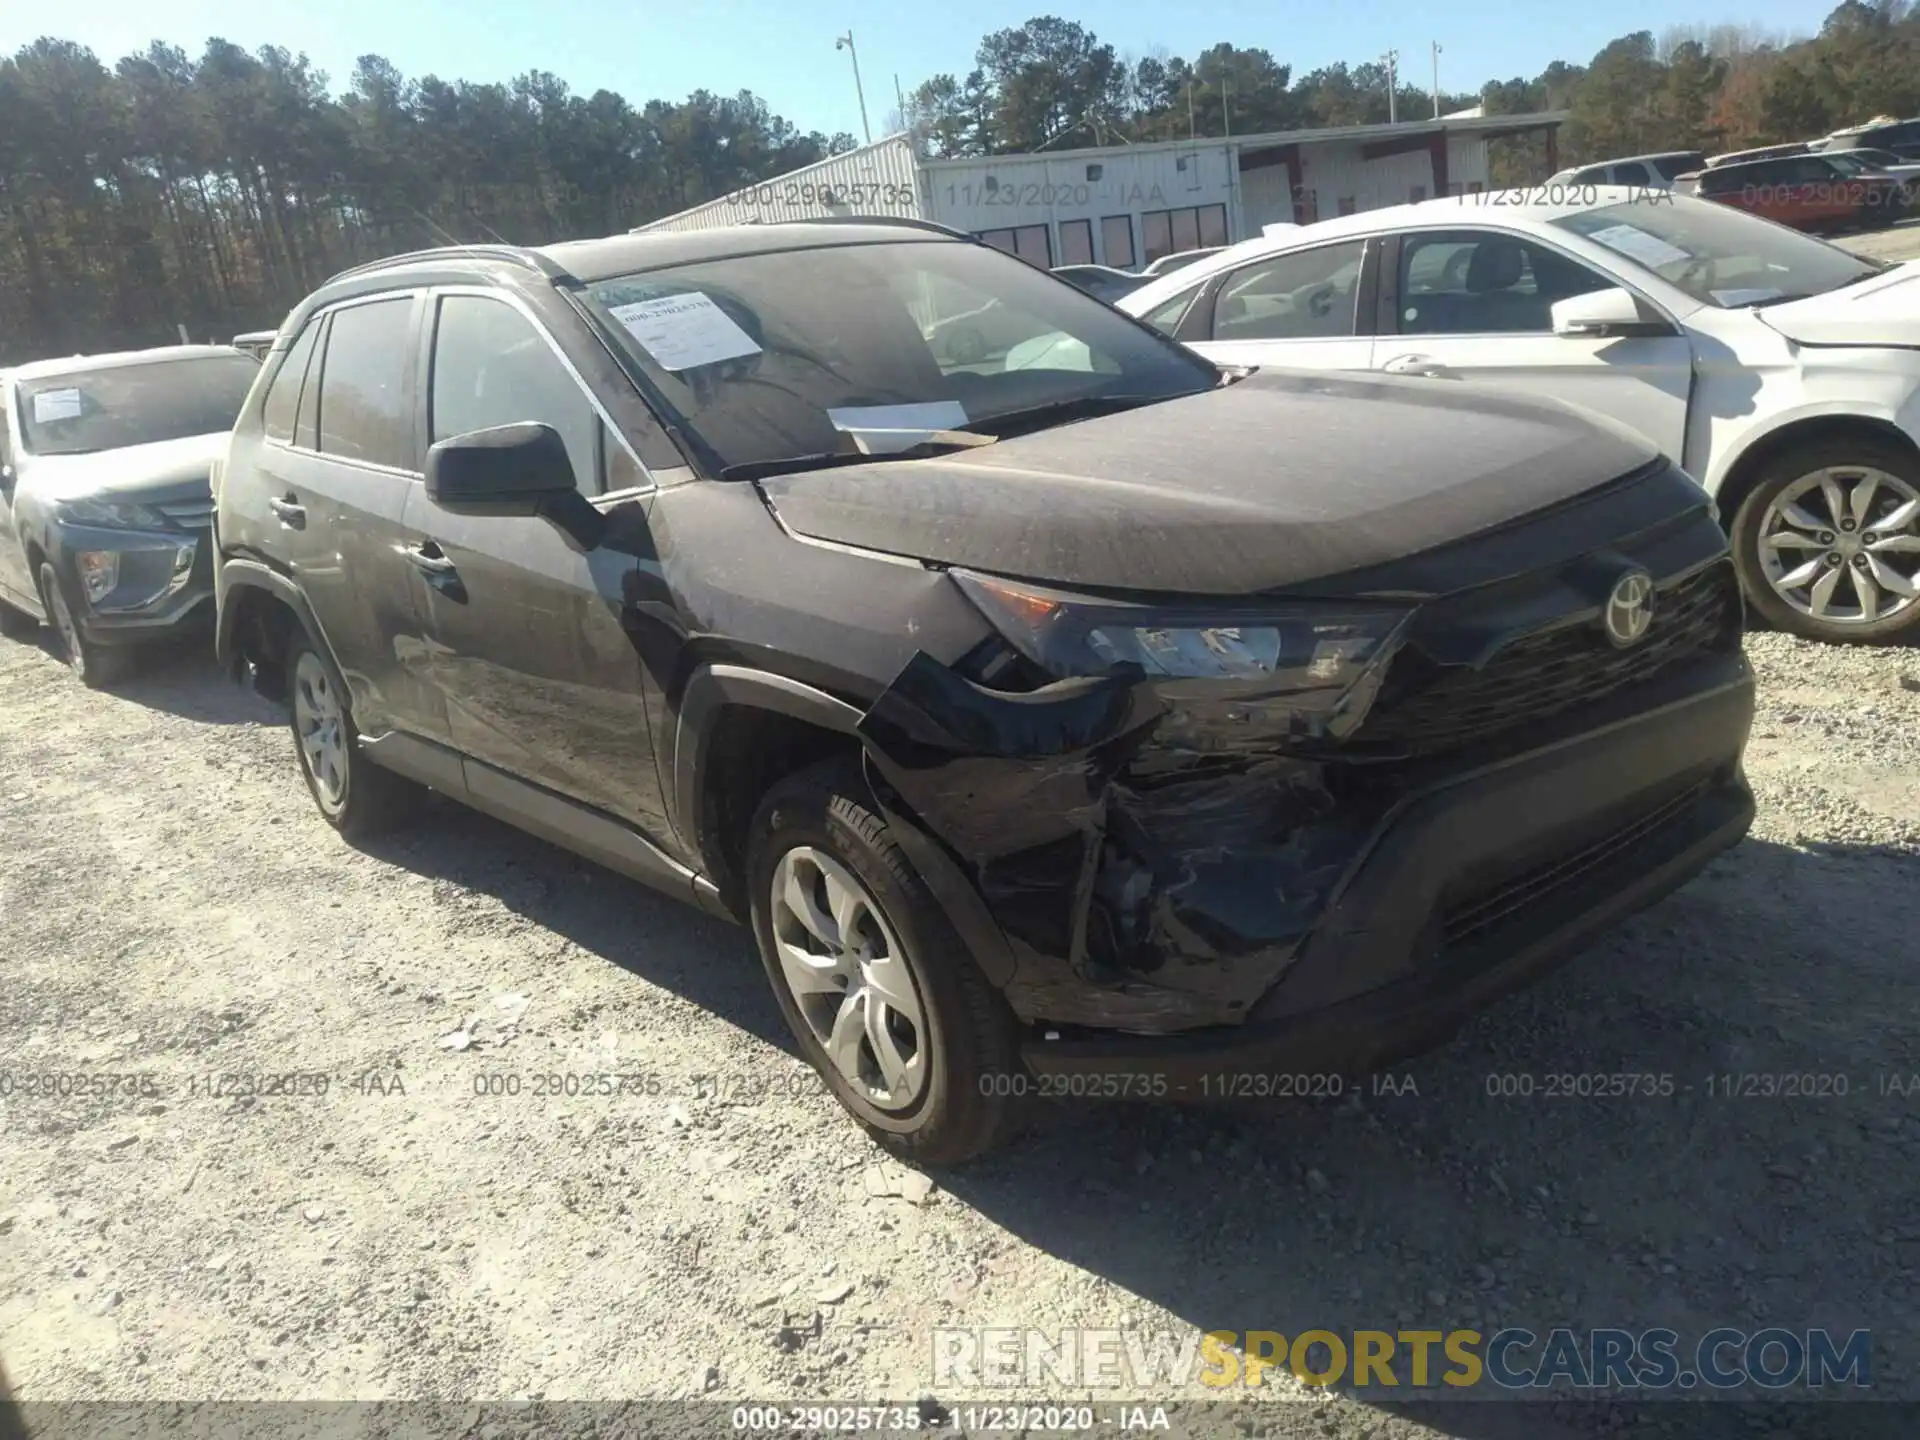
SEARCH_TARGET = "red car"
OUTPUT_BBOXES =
[1688,153,1906,233]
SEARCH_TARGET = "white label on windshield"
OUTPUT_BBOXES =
[1587,224,1691,270]
[31,388,82,422]
[828,402,968,434]
[1711,287,1787,306]
[607,292,760,371]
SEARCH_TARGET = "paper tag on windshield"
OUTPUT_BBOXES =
[606,292,760,371]
[31,388,82,422]
[1711,287,1787,306]
[827,403,968,434]
[1587,224,1691,270]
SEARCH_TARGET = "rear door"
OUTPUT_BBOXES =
[403,288,669,839]
[267,292,449,743]
[1370,227,1692,461]
[1176,237,1378,372]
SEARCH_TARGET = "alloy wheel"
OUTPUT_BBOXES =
[1758,465,1920,627]
[43,577,85,678]
[293,651,348,808]
[769,845,928,1111]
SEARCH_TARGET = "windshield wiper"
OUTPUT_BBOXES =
[718,432,994,482]
[959,391,1180,439]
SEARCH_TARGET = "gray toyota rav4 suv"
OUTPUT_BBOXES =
[215,220,1755,1161]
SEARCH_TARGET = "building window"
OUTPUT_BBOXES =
[1058,218,1094,266]
[1292,188,1318,225]
[1139,204,1228,263]
[1410,185,1428,203]
[1337,196,1357,217]
[1101,214,1136,269]
[976,225,1053,268]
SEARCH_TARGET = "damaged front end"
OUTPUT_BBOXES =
[856,571,1414,1032]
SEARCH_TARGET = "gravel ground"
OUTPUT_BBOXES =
[0,615,1916,1440]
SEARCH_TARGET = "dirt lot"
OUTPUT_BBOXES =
[1,604,1917,1440]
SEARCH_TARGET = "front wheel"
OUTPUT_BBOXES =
[38,562,132,688]
[1731,439,1920,643]
[746,757,1020,1165]
[286,635,424,838]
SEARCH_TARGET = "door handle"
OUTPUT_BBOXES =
[267,495,306,526]
[403,543,458,576]
[403,542,465,600]
[1382,353,1453,378]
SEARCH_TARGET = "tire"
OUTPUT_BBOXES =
[38,562,133,688]
[746,756,1019,1165]
[285,631,424,838]
[0,599,36,640]
[1730,437,1920,644]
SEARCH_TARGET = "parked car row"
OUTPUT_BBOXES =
[2,214,1762,1161]
[1556,118,1920,235]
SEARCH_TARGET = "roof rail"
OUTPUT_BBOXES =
[778,214,972,241]
[320,243,571,288]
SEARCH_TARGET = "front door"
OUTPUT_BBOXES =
[1371,228,1693,463]
[405,290,669,841]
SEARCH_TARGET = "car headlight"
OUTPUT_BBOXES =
[56,498,167,531]
[953,569,1411,734]
[76,550,120,602]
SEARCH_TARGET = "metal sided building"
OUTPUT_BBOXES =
[633,111,1567,270]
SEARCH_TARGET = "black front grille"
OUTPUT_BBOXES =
[1354,563,1736,759]
[152,497,216,529]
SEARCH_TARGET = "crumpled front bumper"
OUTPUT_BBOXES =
[855,630,1754,1070]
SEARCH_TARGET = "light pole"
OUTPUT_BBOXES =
[1383,49,1399,125]
[1431,42,1442,119]
[836,32,872,145]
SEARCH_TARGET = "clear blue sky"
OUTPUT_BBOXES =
[6,0,1836,138]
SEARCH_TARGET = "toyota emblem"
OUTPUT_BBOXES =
[1603,570,1655,647]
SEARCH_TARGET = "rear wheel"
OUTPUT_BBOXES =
[1731,439,1920,643]
[746,757,1019,1165]
[38,562,133,688]
[287,636,424,838]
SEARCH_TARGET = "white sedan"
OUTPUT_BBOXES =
[1100,189,1920,644]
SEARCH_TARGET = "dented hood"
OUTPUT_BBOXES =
[758,370,1659,595]
[1756,262,1920,347]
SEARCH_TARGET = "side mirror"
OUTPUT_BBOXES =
[1551,287,1673,339]
[424,422,605,551]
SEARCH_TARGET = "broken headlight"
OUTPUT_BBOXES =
[954,569,1410,695]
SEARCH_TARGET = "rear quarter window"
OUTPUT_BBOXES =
[314,297,415,469]
[262,323,320,444]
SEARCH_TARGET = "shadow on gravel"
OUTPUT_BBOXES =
[106,640,280,725]
[352,799,790,1052]
[924,836,1919,1440]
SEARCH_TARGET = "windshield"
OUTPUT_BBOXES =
[16,356,257,458]
[1552,198,1885,308]
[582,238,1216,474]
